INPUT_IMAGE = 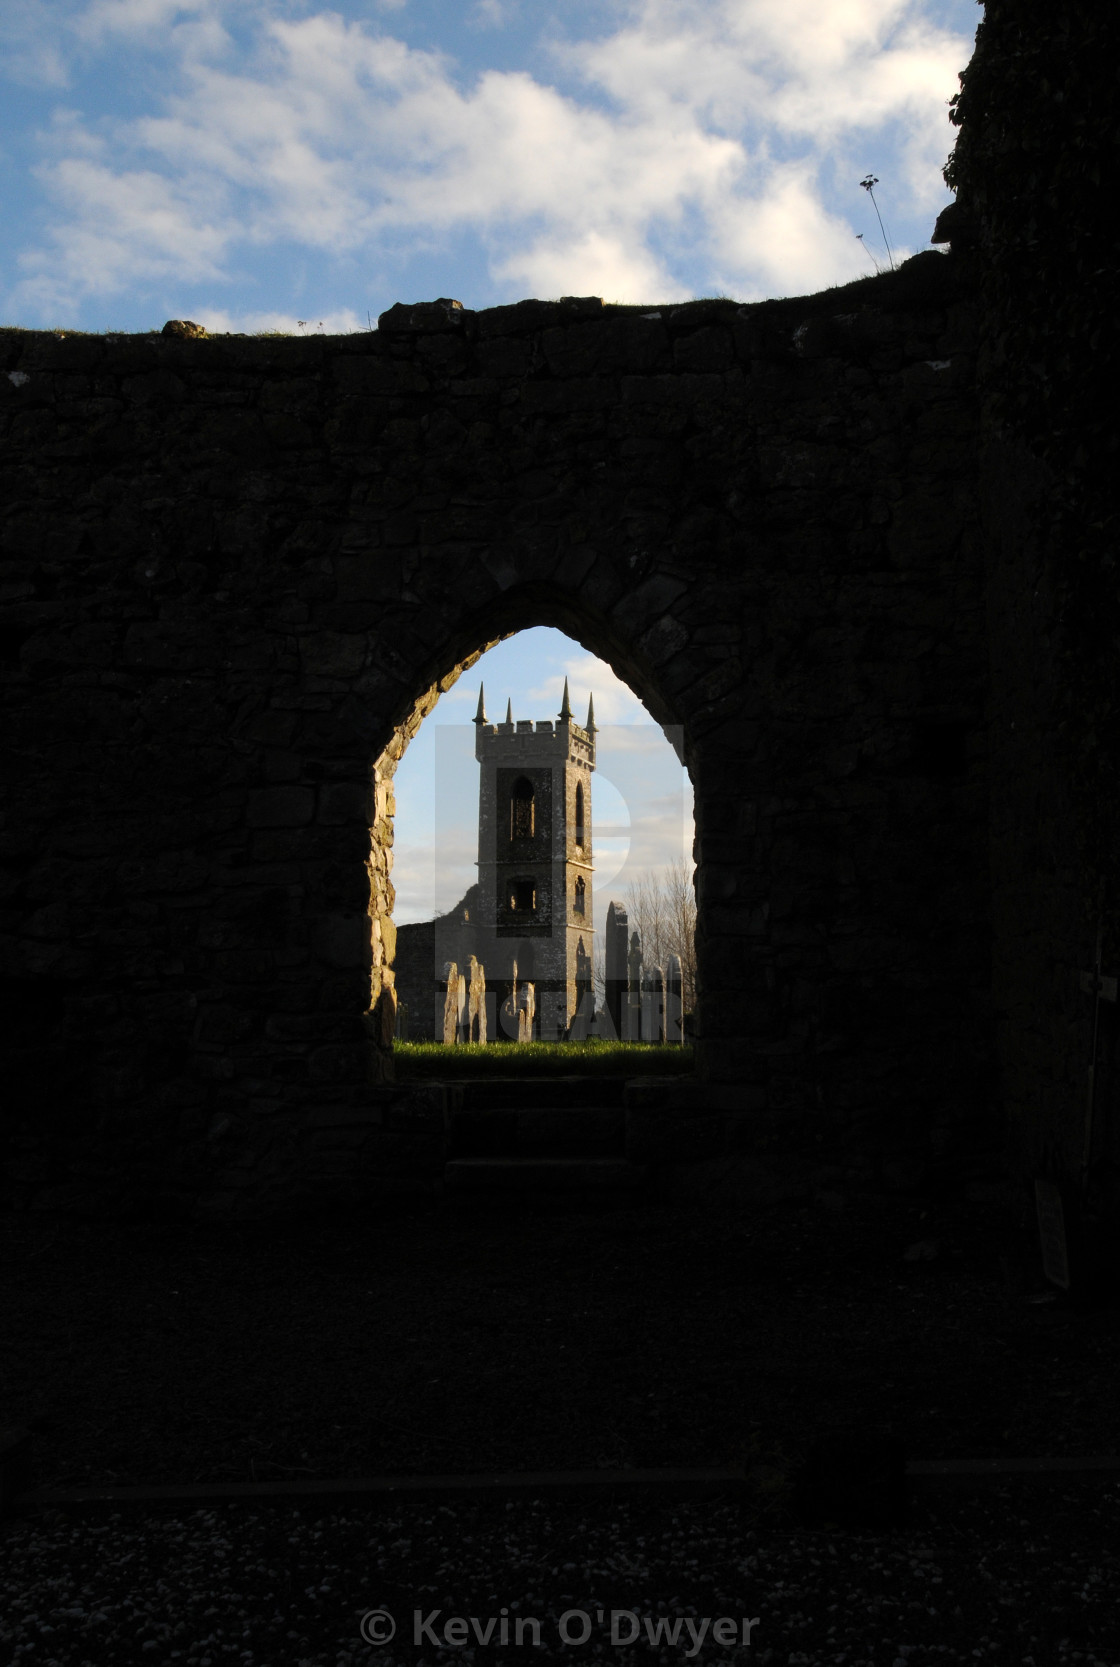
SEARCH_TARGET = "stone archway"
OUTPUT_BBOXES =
[360,583,701,1084]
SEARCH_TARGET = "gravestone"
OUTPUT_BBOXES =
[467,956,487,1045]
[442,962,466,1046]
[626,931,643,1043]
[605,902,629,1041]
[570,990,596,1042]
[518,980,536,1044]
[665,954,683,1044]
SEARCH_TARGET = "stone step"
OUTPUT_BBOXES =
[443,1157,647,1195]
[447,1105,625,1159]
[459,1075,629,1112]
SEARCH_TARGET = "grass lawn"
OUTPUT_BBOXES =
[393,1040,695,1078]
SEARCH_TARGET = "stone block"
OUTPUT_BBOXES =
[673,327,733,372]
[882,1154,928,1193]
[378,913,397,967]
[649,1152,810,1205]
[317,780,373,824]
[377,299,469,334]
[300,632,368,678]
[123,621,215,673]
[309,1043,369,1084]
[247,786,315,828]
[520,378,617,413]
[311,913,372,968]
[334,554,403,601]
[625,1105,722,1164]
[332,355,429,394]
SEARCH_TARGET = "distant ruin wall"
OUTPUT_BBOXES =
[0,253,992,1215]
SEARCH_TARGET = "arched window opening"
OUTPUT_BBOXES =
[511,776,535,840]
[379,623,695,1056]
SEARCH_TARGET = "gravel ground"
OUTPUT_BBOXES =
[3,1483,1119,1665]
[5,1188,1120,1663]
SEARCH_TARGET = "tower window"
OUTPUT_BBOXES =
[511,776,535,840]
[510,879,536,913]
[575,782,585,848]
[574,876,586,916]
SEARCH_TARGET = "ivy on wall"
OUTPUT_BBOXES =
[944,0,1119,877]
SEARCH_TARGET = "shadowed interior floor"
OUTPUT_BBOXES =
[4,1186,1117,1496]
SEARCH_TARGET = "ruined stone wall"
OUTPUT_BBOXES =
[0,251,991,1215]
[394,888,478,1044]
[945,0,1120,1223]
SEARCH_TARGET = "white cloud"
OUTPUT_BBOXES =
[708,164,873,299]
[9,152,231,318]
[470,0,512,26]
[7,0,970,320]
[75,0,224,44]
[192,304,366,333]
[493,228,690,308]
[0,2,72,87]
[529,651,649,727]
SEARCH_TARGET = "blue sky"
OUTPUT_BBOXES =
[394,627,691,925]
[1,0,980,333]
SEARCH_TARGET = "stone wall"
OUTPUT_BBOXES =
[0,251,992,1215]
[394,887,478,1044]
[944,0,1120,1236]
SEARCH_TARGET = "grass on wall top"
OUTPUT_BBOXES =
[393,1040,695,1079]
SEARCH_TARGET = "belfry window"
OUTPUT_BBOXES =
[575,782,585,848]
[574,876,586,916]
[511,777,535,840]
[510,879,536,913]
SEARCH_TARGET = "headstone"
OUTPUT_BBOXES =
[592,1000,618,1040]
[441,961,466,1046]
[518,980,536,1044]
[626,930,643,1043]
[575,936,593,1035]
[570,990,596,1042]
[665,954,683,1044]
[499,961,521,1041]
[605,902,629,1040]
[396,1001,410,1042]
[467,955,487,1044]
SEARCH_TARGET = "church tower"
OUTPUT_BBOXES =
[473,680,596,1039]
